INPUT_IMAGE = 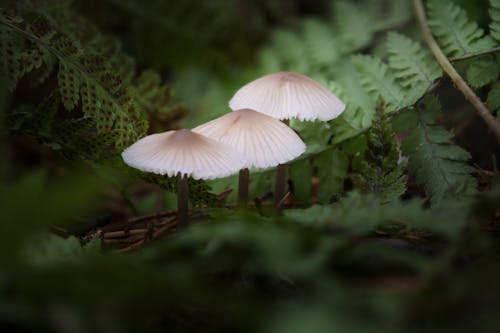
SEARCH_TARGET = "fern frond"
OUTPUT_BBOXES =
[0,23,23,91]
[266,29,308,72]
[332,1,373,52]
[490,0,500,42]
[315,148,349,203]
[58,62,81,109]
[351,55,406,112]
[464,55,499,88]
[399,95,477,204]
[301,19,339,66]
[427,0,496,57]
[289,158,313,204]
[386,32,442,89]
[352,106,406,203]
[487,81,500,117]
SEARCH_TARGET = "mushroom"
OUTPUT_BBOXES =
[121,129,246,228]
[193,109,305,206]
[229,71,345,121]
[229,72,345,204]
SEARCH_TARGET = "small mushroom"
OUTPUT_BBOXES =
[193,109,305,206]
[229,71,345,121]
[229,71,345,204]
[121,129,246,228]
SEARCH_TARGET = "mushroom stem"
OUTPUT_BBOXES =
[238,168,249,206]
[274,118,290,207]
[177,172,189,229]
[274,163,287,206]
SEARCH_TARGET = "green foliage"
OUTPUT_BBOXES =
[487,81,500,117]
[386,32,442,91]
[315,148,349,203]
[427,0,496,57]
[351,55,409,113]
[490,0,500,42]
[464,54,499,88]
[0,2,216,204]
[352,106,406,203]
[2,1,500,332]
[398,95,477,204]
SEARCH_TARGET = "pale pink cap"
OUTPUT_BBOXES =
[121,129,247,179]
[229,72,345,121]
[193,109,306,169]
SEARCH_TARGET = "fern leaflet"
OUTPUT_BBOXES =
[386,32,442,90]
[427,0,496,57]
[352,105,406,203]
[399,96,477,204]
[490,0,500,42]
[351,55,406,112]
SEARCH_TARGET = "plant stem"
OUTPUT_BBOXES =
[274,164,287,206]
[274,118,290,206]
[412,0,500,145]
[238,168,249,207]
[450,46,500,62]
[177,173,189,229]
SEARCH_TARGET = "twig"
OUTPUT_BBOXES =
[412,0,500,145]
[450,46,500,62]
[125,209,177,224]
[102,229,149,239]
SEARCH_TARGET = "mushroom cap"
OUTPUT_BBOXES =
[193,109,306,169]
[121,129,247,179]
[229,72,345,121]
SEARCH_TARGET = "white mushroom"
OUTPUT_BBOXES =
[122,129,246,227]
[193,109,305,205]
[229,72,345,121]
[229,71,345,205]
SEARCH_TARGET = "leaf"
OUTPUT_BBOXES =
[487,81,500,114]
[289,158,313,205]
[301,19,339,66]
[465,55,499,88]
[351,106,406,203]
[315,149,348,203]
[427,0,496,57]
[58,62,81,110]
[386,32,442,89]
[23,233,100,269]
[490,0,500,42]
[351,55,407,112]
[332,1,373,53]
[0,25,22,91]
[399,95,477,204]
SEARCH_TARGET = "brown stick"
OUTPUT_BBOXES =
[412,0,500,145]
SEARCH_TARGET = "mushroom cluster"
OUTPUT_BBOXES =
[121,71,345,227]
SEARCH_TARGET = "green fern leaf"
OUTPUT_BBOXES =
[465,55,499,88]
[289,158,313,204]
[399,95,477,204]
[0,25,22,90]
[352,106,406,203]
[58,62,81,110]
[332,1,373,52]
[267,29,308,72]
[315,148,348,203]
[487,81,500,117]
[386,32,442,89]
[427,0,496,57]
[301,19,339,66]
[351,55,406,112]
[490,0,500,42]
